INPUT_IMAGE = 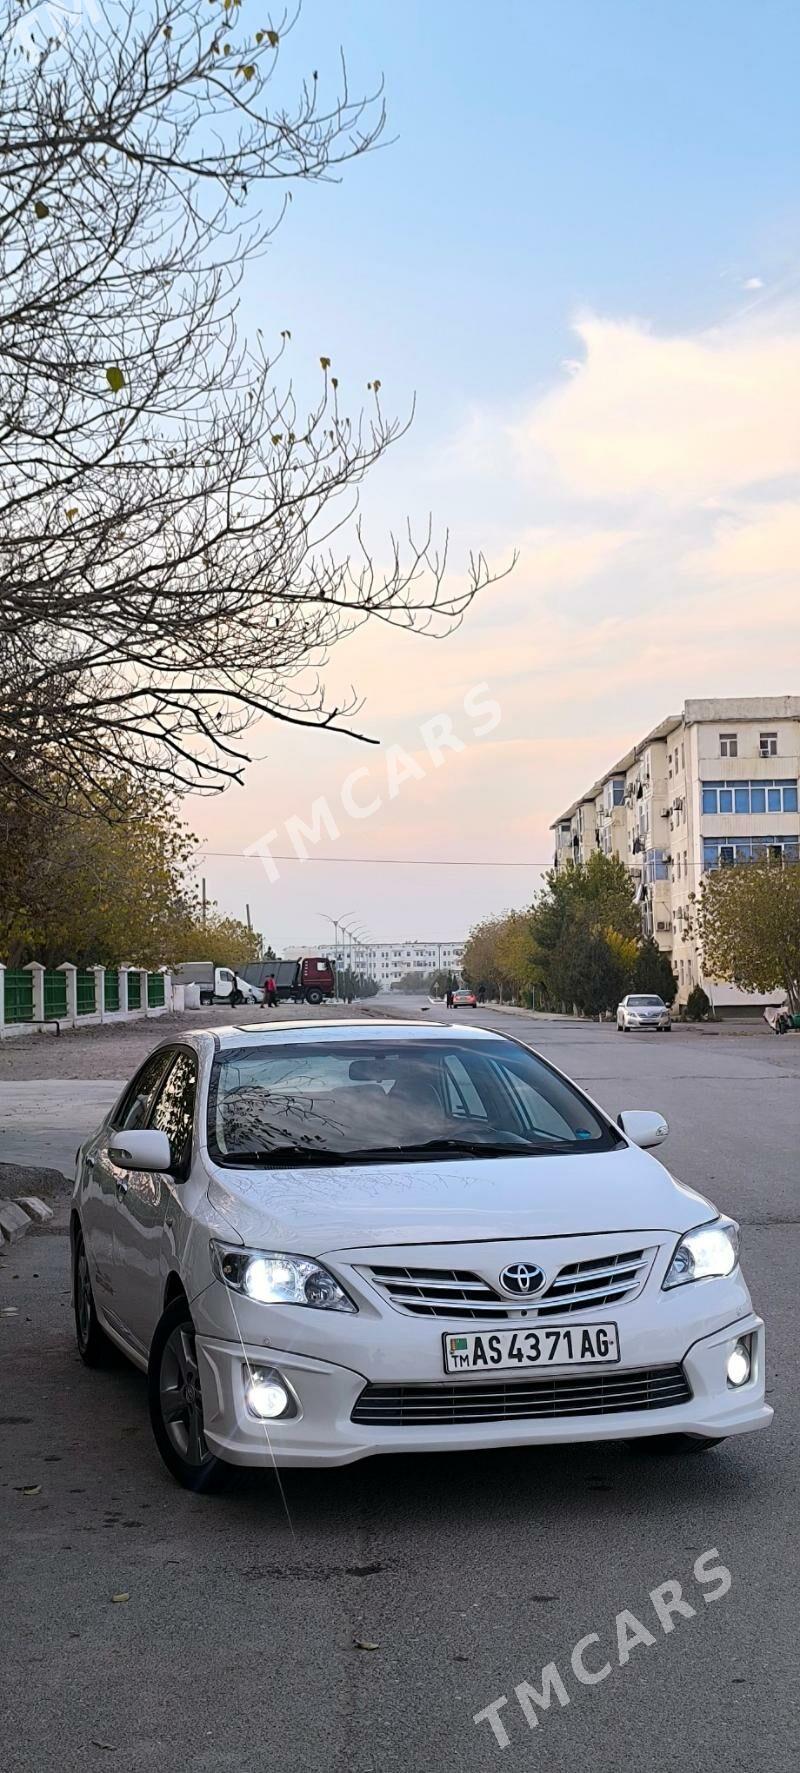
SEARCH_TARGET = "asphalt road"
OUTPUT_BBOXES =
[1,998,798,1772]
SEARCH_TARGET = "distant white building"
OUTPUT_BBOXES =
[284,939,465,986]
[551,696,800,1012]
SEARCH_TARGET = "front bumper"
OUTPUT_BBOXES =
[196,1312,771,1467]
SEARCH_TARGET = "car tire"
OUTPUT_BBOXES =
[305,989,323,1005]
[626,1433,726,1457]
[200,991,213,1006]
[73,1226,116,1367]
[148,1298,231,1493]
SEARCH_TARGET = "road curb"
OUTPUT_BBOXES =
[0,1195,53,1242]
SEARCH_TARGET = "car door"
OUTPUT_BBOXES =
[111,1049,198,1356]
[81,1048,173,1321]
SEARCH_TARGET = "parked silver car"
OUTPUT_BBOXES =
[617,994,671,1032]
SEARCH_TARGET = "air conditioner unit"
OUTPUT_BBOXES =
[656,920,671,933]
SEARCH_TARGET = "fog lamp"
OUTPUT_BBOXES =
[244,1365,295,1420]
[726,1339,751,1388]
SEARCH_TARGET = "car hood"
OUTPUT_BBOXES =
[205,1144,715,1256]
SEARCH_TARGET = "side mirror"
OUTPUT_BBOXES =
[108,1128,172,1172]
[617,1110,669,1150]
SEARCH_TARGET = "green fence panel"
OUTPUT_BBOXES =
[44,971,68,1019]
[104,970,120,1012]
[76,970,95,1016]
[4,969,33,1022]
[127,971,141,1009]
[147,972,165,1008]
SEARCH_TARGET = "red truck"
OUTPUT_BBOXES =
[275,957,335,1005]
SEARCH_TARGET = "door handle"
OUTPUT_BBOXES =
[115,1178,129,1197]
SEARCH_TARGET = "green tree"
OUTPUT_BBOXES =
[176,914,263,969]
[693,858,800,1012]
[0,774,199,965]
[530,854,639,1011]
[561,930,631,1018]
[633,938,679,1005]
[391,970,432,993]
[462,918,507,999]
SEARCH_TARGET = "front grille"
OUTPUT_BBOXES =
[351,1365,691,1426]
[362,1249,654,1320]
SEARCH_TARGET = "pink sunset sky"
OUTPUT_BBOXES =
[185,4,800,956]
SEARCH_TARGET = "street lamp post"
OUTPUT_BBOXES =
[318,912,356,1003]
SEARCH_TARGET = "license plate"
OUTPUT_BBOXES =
[442,1322,619,1374]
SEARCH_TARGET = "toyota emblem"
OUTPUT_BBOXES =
[499,1262,546,1296]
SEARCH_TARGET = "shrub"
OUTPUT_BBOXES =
[684,984,711,1022]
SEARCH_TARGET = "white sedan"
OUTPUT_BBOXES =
[72,1020,770,1490]
[617,993,672,1032]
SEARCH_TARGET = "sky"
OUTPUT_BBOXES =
[186,0,800,956]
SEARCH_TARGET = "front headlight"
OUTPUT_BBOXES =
[662,1218,739,1289]
[210,1242,357,1312]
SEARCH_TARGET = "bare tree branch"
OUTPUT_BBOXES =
[0,0,514,811]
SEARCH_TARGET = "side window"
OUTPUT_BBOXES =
[149,1053,198,1172]
[113,1050,173,1132]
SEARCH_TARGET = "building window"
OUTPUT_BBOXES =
[719,733,738,758]
[676,855,681,880]
[645,849,668,882]
[703,835,800,869]
[760,732,778,757]
[702,779,798,815]
[681,742,685,771]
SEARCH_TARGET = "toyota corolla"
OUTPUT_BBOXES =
[71,1021,771,1490]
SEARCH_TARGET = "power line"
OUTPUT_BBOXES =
[192,851,542,867]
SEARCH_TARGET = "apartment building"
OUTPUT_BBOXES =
[551,697,800,1010]
[285,940,465,987]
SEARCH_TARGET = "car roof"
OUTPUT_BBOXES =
[196,1017,508,1050]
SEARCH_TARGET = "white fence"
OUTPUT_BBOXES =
[0,963,175,1039]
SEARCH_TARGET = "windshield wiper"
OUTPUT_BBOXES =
[356,1138,564,1159]
[219,1146,352,1168]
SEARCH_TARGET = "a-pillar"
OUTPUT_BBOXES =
[24,960,45,1023]
[58,962,78,1022]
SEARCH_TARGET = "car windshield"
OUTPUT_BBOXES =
[628,996,665,1007]
[207,1038,620,1165]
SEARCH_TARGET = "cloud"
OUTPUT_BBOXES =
[742,277,764,290]
[197,298,800,945]
[516,311,800,504]
[685,499,800,581]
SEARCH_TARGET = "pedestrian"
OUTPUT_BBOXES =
[446,985,453,1009]
[265,972,278,1009]
[477,982,486,1004]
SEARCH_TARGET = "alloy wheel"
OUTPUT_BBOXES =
[159,1325,211,1468]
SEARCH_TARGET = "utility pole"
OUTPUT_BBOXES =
[245,904,252,930]
[201,878,207,927]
